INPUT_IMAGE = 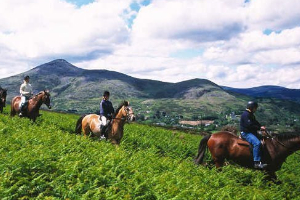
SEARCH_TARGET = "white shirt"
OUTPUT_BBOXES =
[20,81,33,97]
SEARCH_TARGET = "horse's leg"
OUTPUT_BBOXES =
[212,156,225,169]
[110,139,119,145]
[265,171,281,184]
[10,105,16,117]
[82,123,90,138]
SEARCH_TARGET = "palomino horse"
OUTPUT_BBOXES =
[195,131,300,181]
[0,87,7,113]
[11,90,51,122]
[75,101,135,145]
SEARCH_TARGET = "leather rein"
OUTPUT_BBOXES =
[264,130,300,156]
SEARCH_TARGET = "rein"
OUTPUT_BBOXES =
[112,106,134,122]
[265,130,300,157]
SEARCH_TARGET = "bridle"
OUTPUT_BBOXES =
[113,106,134,122]
[264,130,300,156]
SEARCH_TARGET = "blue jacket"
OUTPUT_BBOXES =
[240,109,261,135]
[100,99,114,118]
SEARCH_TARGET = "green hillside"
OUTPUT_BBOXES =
[1,59,300,132]
[0,107,300,199]
[0,59,235,111]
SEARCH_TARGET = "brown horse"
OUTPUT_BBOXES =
[10,90,51,122]
[195,131,300,181]
[0,87,7,113]
[75,101,135,145]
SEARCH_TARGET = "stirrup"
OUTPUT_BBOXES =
[254,162,268,169]
[100,135,106,140]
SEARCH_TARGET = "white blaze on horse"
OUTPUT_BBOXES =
[75,101,135,145]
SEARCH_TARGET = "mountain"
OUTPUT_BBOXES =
[1,59,300,133]
[0,59,233,104]
[223,86,300,102]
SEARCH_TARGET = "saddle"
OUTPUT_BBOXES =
[237,136,266,148]
[237,137,251,146]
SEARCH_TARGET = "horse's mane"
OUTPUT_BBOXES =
[114,101,129,115]
[274,132,300,141]
[0,87,7,95]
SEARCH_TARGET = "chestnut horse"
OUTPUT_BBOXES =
[11,90,51,122]
[195,131,300,181]
[75,101,135,145]
[0,87,7,113]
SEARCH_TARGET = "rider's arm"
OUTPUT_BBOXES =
[20,84,29,95]
[100,101,104,116]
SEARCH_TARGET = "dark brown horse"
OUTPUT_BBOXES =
[0,87,7,113]
[10,90,51,122]
[195,131,300,181]
[75,101,135,145]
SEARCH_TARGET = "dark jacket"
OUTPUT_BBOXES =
[100,99,114,118]
[240,109,261,136]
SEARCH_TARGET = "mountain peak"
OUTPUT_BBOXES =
[33,59,84,76]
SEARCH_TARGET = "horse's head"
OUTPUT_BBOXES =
[0,88,7,107]
[42,90,51,109]
[117,101,135,122]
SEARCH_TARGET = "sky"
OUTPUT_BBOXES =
[0,0,300,88]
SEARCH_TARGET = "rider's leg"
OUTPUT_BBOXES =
[241,132,267,169]
[19,96,26,116]
[100,116,108,138]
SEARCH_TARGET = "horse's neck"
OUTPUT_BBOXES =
[269,135,300,157]
[281,135,300,149]
[29,95,43,109]
[111,111,126,132]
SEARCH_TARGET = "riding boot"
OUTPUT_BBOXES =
[19,105,24,117]
[100,125,107,140]
[254,161,268,169]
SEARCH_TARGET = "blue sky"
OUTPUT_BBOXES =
[0,0,300,88]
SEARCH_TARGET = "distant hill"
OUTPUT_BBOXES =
[223,86,300,102]
[0,59,234,108]
[1,59,300,132]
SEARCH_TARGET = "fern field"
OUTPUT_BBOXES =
[0,107,300,199]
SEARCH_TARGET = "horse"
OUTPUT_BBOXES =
[75,101,135,145]
[0,87,7,113]
[10,90,52,122]
[194,131,300,181]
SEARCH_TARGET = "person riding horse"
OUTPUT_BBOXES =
[240,101,267,169]
[19,75,33,117]
[99,91,114,139]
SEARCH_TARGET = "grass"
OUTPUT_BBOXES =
[0,106,300,199]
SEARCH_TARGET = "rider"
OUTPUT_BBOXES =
[240,101,267,169]
[100,91,114,138]
[19,75,33,117]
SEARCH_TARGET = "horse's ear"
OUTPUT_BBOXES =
[124,100,129,106]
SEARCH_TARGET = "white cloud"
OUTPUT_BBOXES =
[247,0,300,30]
[0,0,300,89]
[0,0,131,60]
[132,0,245,42]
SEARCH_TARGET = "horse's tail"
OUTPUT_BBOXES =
[194,134,211,165]
[75,114,86,134]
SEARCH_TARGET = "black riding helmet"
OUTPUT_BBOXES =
[103,91,110,97]
[24,75,30,80]
[247,101,258,110]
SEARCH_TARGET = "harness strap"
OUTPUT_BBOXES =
[265,130,300,157]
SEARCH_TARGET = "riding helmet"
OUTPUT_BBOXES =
[247,101,258,109]
[24,75,30,80]
[103,91,110,96]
